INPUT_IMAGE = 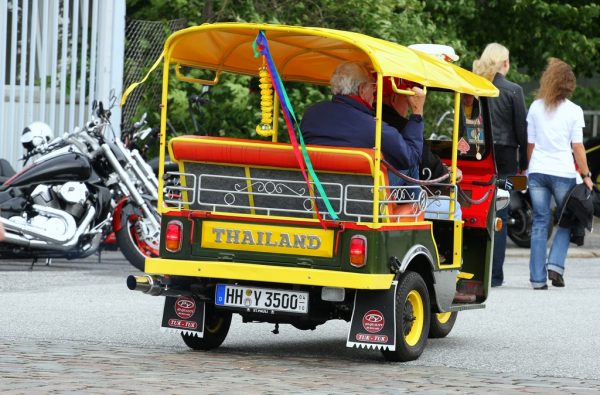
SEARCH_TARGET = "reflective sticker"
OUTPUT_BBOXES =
[458,137,470,155]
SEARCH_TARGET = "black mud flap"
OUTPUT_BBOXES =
[346,281,397,351]
[160,296,205,337]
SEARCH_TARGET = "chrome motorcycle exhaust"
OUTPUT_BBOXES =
[0,206,96,250]
[0,204,76,243]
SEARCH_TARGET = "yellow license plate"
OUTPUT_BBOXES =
[201,221,334,258]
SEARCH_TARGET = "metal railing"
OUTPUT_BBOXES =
[162,171,432,222]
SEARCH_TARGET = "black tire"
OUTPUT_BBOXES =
[382,271,430,362]
[116,202,160,271]
[428,311,457,338]
[181,306,232,351]
[508,197,534,248]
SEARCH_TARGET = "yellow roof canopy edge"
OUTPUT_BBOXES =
[121,22,498,106]
[160,22,498,97]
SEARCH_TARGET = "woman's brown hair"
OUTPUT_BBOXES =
[537,58,576,111]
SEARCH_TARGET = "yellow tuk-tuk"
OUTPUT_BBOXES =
[125,23,516,362]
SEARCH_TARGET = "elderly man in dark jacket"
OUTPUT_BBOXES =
[300,62,426,185]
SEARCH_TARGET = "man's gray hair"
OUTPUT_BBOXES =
[330,62,372,95]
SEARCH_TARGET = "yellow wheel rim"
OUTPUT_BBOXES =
[207,319,223,333]
[436,312,452,324]
[404,290,424,346]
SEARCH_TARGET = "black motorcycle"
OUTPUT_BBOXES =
[0,142,114,263]
[0,102,160,270]
[507,189,542,248]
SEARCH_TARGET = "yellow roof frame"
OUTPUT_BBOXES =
[161,22,498,97]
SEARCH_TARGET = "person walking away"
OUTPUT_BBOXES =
[473,43,528,287]
[526,58,593,290]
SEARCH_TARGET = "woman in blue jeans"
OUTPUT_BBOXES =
[526,58,593,290]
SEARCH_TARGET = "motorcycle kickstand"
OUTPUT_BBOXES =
[30,258,52,270]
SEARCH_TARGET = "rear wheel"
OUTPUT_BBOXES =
[382,271,430,362]
[116,201,160,271]
[428,311,457,338]
[181,306,232,351]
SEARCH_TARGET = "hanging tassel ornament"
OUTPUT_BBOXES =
[256,62,274,136]
[252,31,338,224]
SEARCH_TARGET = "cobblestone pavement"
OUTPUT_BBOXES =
[1,220,599,394]
[2,339,600,394]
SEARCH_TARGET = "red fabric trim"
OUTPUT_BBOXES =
[349,95,374,111]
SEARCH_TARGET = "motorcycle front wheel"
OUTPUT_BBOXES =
[507,198,534,248]
[116,201,160,271]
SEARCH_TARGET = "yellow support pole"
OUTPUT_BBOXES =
[372,73,383,223]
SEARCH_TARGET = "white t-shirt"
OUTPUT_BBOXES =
[527,99,585,178]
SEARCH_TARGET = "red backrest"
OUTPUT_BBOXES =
[169,135,384,175]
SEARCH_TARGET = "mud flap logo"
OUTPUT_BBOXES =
[161,296,205,337]
[175,297,196,319]
[362,310,385,333]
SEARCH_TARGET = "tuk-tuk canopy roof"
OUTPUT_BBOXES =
[165,23,498,97]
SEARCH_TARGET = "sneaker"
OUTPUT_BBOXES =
[548,270,565,287]
[533,284,548,290]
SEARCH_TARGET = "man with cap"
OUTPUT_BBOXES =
[301,61,426,186]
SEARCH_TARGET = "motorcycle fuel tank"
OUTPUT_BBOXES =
[4,152,92,187]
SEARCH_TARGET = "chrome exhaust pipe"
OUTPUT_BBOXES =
[127,275,164,296]
[0,204,76,243]
[0,206,96,251]
[126,275,192,297]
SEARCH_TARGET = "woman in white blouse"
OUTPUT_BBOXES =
[526,58,593,290]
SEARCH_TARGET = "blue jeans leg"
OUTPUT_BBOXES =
[491,205,507,286]
[528,173,575,287]
[388,166,419,187]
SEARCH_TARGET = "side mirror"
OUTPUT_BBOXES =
[496,189,510,211]
[497,175,528,192]
[507,175,527,191]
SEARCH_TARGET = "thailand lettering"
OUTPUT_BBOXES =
[211,227,322,250]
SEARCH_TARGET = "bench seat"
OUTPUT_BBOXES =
[167,135,424,223]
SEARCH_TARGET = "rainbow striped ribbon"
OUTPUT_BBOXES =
[253,31,338,223]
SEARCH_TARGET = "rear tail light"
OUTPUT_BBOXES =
[165,220,183,252]
[349,235,367,268]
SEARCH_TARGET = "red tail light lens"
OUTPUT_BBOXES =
[349,235,367,268]
[165,220,183,252]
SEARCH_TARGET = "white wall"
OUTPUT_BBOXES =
[0,0,125,170]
